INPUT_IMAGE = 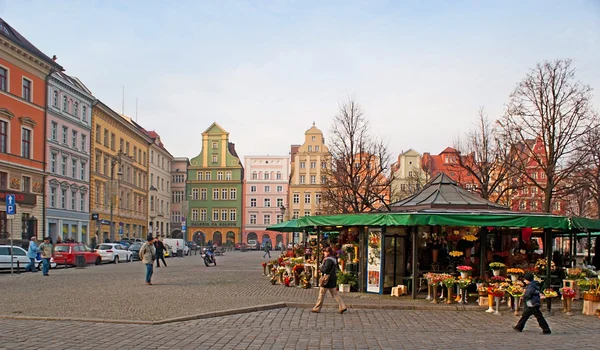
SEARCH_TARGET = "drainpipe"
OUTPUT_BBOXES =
[42,62,59,239]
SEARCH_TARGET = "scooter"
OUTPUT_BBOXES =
[202,247,216,267]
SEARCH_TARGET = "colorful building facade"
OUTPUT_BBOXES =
[0,18,59,242]
[242,155,290,248]
[170,157,189,238]
[45,72,93,244]
[187,123,243,246]
[90,102,150,244]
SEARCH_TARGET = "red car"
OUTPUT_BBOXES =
[53,243,101,266]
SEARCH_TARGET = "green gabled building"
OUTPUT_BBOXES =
[187,123,243,246]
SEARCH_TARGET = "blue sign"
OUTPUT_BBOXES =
[5,194,16,215]
[181,223,187,233]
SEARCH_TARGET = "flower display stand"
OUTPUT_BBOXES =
[479,296,488,307]
[562,280,581,300]
[582,300,600,315]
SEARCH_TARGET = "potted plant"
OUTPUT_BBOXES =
[489,262,505,276]
[457,265,473,279]
[561,287,576,315]
[337,271,357,293]
[506,268,524,282]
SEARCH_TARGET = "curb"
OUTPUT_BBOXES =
[0,315,154,325]
[152,303,286,325]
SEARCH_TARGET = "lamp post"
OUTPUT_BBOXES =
[109,151,123,242]
[280,205,287,246]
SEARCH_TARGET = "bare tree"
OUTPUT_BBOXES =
[498,59,597,213]
[454,108,518,203]
[322,98,394,213]
[571,126,600,218]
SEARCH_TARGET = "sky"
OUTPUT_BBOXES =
[1,0,599,163]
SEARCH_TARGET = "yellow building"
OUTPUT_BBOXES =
[288,123,330,243]
[90,101,151,245]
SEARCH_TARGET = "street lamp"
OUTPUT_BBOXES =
[279,205,288,246]
[109,151,123,242]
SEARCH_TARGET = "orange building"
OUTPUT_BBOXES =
[422,147,478,190]
[0,18,62,242]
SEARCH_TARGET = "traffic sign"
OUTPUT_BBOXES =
[6,194,16,215]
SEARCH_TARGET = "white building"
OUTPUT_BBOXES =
[147,131,173,237]
[390,149,428,202]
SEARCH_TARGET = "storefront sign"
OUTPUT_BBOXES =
[190,221,236,227]
[0,190,36,206]
[367,228,382,294]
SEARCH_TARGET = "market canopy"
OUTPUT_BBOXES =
[266,219,304,232]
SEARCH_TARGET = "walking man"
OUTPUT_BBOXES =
[38,237,54,276]
[154,237,167,267]
[514,272,551,334]
[139,236,156,285]
[263,240,272,258]
[25,236,38,272]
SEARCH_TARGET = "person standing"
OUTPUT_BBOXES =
[139,237,156,285]
[312,247,347,314]
[38,237,54,276]
[154,237,167,267]
[514,273,551,334]
[25,236,38,272]
[263,240,272,259]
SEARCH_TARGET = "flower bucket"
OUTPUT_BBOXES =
[493,270,501,277]
[339,284,351,293]
[460,272,469,279]
[510,274,518,283]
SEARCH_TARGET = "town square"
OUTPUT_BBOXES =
[1,1,600,349]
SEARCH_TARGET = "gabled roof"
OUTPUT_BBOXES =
[389,173,508,212]
[441,147,458,154]
[203,122,228,135]
[0,17,62,69]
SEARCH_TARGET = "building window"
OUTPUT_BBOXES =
[229,210,236,221]
[0,67,7,91]
[304,211,311,217]
[95,125,101,143]
[62,95,68,111]
[531,201,538,211]
[21,128,32,158]
[82,106,87,122]
[221,188,227,200]
[200,209,207,221]
[110,133,115,150]
[225,172,231,180]
[103,129,109,147]
[0,120,7,153]
[217,172,223,180]
[50,122,57,140]
[250,198,256,207]
[250,186,257,193]
[221,209,227,221]
[264,214,271,225]
[22,176,31,192]
[212,141,217,149]
[293,211,299,219]
[212,155,217,163]
[197,171,203,180]
[293,194,299,204]
[277,214,283,224]
[0,171,6,189]
[264,185,270,192]
[72,130,78,149]
[264,198,271,207]
[299,175,305,184]
[277,198,283,207]
[71,191,76,210]
[310,162,316,169]
[213,188,219,200]
[276,185,283,192]
[310,175,316,184]
[192,188,199,200]
[61,126,68,144]
[519,201,526,211]
[264,172,270,180]
[212,209,219,221]
[230,188,236,200]
[312,136,316,141]
[300,162,305,169]
[304,194,311,204]
[201,188,207,200]
[61,189,67,209]
[315,146,320,151]
[250,214,257,224]
[276,172,282,180]
[252,172,257,180]
[73,102,79,117]
[81,134,86,152]
[50,187,56,207]
[316,193,321,204]
[205,172,211,181]
[192,209,199,221]
[321,175,327,184]
[133,146,137,162]
[308,146,312,152]
[71,159,77,178]
[50,153,56,173]
[80,162,85,180]
[22,78,32,101]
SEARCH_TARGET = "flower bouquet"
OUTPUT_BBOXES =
[534,259,556,273]
[566,268,584,280]
[277,257,285,267]
[507,285,524,297]
[489,262,505,270]
[578,279,592,291]
[283,274,292,287]
[270,274,278,285]
[457,265,473,272]
[542,288,558,299]
[506,268,524,276]
[449,250,463,258]
[446,233,461,242]
[491,275,507,283]
[462,234,478,242]
[561,287,576,298]
[456,278,472,290]
[494,251,509,258]
[491,287,505,298]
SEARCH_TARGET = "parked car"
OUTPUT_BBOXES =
[95,243,133,263]
[128,242,143,260]
[162,238,189,256]
[163,244,173,258]
[117,240,131,249]
[186,241,198,251]
[247,240,258,250]
[0,245,57,271]
[53,243,101,266]
[235,242,247,250]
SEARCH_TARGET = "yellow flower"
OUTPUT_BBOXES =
[462,234,478,242]
[449,251,464,257]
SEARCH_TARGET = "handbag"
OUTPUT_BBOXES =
[319,274,330,286]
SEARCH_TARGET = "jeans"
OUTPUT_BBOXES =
[25,258,36,272]
[263,251,271,258]
[156,253,167,267]
[145,263,153,283]
[42,258,50,275]
[515,306,551,332]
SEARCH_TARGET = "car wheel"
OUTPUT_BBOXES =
[127,255,132,263]
[95,257,101,265]
[37,262,42,271]
[114,256,119,264]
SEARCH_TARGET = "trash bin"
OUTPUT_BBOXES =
[177,249,184,257]
[75,255,86,269]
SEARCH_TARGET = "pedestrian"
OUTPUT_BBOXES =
[139,236,156,285]
[38,237,54,276]
[263,240,271,258]
[154,237,167,267]
[514,272,551,334]
[312,247,347,314]
[25,236,38,272]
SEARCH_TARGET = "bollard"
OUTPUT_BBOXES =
[17,260,20,274]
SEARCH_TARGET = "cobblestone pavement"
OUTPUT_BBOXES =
[1,307,598,349]
[0,251,471,322]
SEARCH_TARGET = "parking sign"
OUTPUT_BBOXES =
[6,194,16,216]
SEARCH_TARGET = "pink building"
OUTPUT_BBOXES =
[243,155,290,248]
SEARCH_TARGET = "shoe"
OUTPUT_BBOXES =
[339,309,347,314]
[513,326,522,332]
[311,309,320,313]
[542,330,551,335]
[147,282,152,285]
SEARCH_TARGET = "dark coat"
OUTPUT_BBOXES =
[320,257,338,289]
[154,240,165,253]
[523,280,541,307]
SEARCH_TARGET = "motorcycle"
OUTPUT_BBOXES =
[202,247,216,267]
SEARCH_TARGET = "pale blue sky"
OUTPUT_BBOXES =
[1,0,599,161]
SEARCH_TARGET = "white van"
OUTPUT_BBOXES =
[162,238,189,256]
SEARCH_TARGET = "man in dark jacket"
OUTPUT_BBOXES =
[514,273,551,334]
[154,238,167,267]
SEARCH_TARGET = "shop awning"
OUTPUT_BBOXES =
[570,217,600,231]
[265,219,303,232]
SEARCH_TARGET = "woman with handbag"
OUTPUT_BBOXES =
[312,247,347,314]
